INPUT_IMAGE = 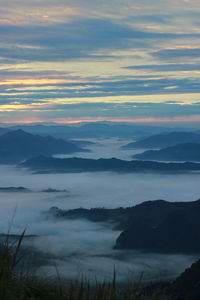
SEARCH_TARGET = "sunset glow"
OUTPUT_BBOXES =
[0,0,199,124]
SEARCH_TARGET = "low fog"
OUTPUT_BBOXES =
[54,137,144,160]
[0,138,200,282]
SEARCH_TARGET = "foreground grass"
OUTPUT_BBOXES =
[0,232,168,300]
[0,276,168,300]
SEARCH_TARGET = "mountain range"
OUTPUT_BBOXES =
[122,131,200,149]
[7,122,190,139]
[134,143,200,161]
[0,130,86,164]
[20,156,200,173]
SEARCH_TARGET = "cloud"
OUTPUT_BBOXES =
[1,76,200,105]
[153,48,200,61]
[1,101,200,124]
[1,18,200,63]
[0,0,200,123]
[124,63,200,72]
[126,14,172,24]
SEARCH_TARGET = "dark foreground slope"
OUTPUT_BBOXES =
[0,130,86,164]
[134,143,200,161]
[122,131,200,149]
[20,155,200,173]
[170,259,200,300]
[48,199,200,254]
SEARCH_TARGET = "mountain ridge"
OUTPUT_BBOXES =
[122,131,200,149]
[134,142,200,161]
[0,130,87,164]
[47,198,200,254]
[19,155,200,173]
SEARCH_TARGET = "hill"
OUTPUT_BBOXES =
[0,127,10,135]
[48,199,200,254]
[134,143,200,161]
[0,130,86,164]
[170,259,200,299]
[122,131,200,149]
[19,155,200,173]
[115,199,200,253]
[48,206,133,230]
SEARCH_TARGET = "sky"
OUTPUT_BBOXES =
[0,0,200,124]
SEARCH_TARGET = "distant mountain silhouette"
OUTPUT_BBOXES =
[48,206,133,229]
[115,199,200,253]
[0,186,68,193]
[20,156,200,173]
[0,186,29,192]
[134,143,200,161]
[0,127,10,135]
[0,130,86,164]
[9,122,178,139]
[122,132,200,149]
[42,188,67,193]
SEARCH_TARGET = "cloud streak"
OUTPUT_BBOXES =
[0,0,200,123]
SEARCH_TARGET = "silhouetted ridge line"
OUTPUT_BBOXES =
[123,131,200,149]
[0,130,87,164]
[134,143,200,161]
[20,155,200,173]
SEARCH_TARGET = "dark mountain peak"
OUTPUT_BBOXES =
[14,129,26,134]
[5,129,32,137]
[123,131,200,149]
[135,199,169,208]
[0,130,86,165]
[47,198,200,255]
[115,198,200,253]
[134,142,200,162]
[81,123,110,129]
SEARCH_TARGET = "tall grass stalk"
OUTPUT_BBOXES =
[0,233,168,300]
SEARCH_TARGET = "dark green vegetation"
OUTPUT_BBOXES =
[48,206,133,229]
[171,259,200,299]
[134,143,200,161]
[48,199,200,254]
[0,130,87,164]
[0,232,167,300]
[1,232,200,299]
[122,132,200,149]
[116,199,200,253]
[20,156,200,173]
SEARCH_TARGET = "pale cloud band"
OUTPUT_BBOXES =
[0,0,200,123]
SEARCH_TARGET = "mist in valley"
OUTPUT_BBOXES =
[0,138,200,282]
[54,137,142,160]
